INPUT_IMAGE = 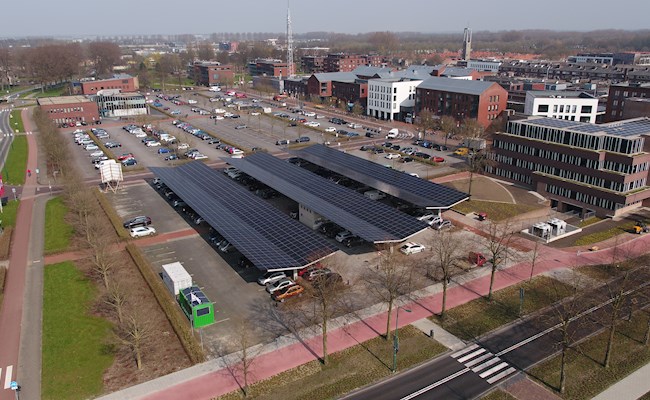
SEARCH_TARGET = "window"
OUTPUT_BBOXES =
[553,105,558,112]
[538,104,549,113]
[581,105,592,114]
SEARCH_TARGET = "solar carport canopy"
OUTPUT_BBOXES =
[150,162,337,272]
[227,153,429,243]
[292,144,469,209]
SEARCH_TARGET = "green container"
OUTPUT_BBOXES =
[178,285,215,328]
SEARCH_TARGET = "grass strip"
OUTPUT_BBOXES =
[43,197,74,254]
[431,276,575,341]
[2,135,28,185]
[573,220,636,246]
[42,262,113,400]
[9,109,25,133]
[529,311,650,400]
[217,325,447,400]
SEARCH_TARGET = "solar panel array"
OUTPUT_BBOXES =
[181,286,210,307]
[523,117,650,138]
[227,153,430,243]
[291,145,469,208]
[151,163,337,272]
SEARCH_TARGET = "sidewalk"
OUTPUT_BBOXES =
[95,228,650,400]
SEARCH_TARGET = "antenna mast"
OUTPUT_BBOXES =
[286,1,295,78]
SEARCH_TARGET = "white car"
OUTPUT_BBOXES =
[177,143,190,150]
[134,132,147,138]
[385,153,400,159]
[192,153,208,160]
[250,112,260,116]
[89,150,105,157]
[303,111,316,117]
[305,121,320,127]
[324,127,336,132]
[130,226,156,238]
[258,271,287,285]
[213,108,226,114]
[145,141,161,147]
[335,230,354,243]
[400,242,425,255]
[418,214,443,226]
[230,148,244,155]
[266,277,295,294]
[85,144,99,151]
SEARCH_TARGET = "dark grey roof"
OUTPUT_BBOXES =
[352,66,393,77]
[516,116,650,138]
[312,72,357,83]
[227,153,430,243]
[417,77,497,96]
[440,66,476,77]
[527,91,596,99]
[150,163,337,272]
[292,145,469,209]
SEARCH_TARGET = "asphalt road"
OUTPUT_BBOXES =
[344,268,650,400]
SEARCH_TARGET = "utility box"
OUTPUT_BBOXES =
[178,286,215,328]
[161,262,193,297]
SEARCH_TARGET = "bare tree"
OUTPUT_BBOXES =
[303,266,347,365]
[438,115,457,147]
[529,240,542,282]
[197,42,215,61]
[87,42,121,78]
[428,230,464,319]
[232,319,260,396]
[351,101,364,117]
[116,312,153,370]
[364,246,415,339]
[416,109,437,139]
[85,214,118,289]
[483,219,516,300]
[63,179,99,242]
[104,282,128,324]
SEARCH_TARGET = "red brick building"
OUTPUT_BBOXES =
[307,72,357,98]
[331,80,368,109]
[190,62,235,86]
[324,54,369,72]
[249,59,291,77]
[80,74,139,95]
[605,82,650,122]
[301,56,325,73]
[415,77,508,128]
[37,96,100,125]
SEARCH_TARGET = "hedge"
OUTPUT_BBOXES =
[93,190,130,240]
[125,244,205,364]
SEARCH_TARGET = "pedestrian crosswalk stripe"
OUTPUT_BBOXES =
[457,348,486,363]
[472,356,501,373]
[451,343,479,358]
[479,362,509,378]
[3,365,13,389]
[487,367,517,384]
[464,352,493,368]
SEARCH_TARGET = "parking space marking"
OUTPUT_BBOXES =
[213,318,230,324]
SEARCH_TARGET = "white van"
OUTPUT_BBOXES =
[386,128,399,139]
[209,86,221,92]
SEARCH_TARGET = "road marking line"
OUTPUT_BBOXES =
[464,352,493,368]
[451,343,479,358]
[479,362,509,378]
[214,318,230,324]
[4,365,12,389]
[472,357,501,373]
[486,367,517,384]
[400,367,469,400]
[457,348,486,363]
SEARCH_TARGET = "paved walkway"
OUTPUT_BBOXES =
[93,227,650,400]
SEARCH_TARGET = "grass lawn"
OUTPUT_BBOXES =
[42,262,114,400]
[2,135,28,185]
[33,85,68,98]
[9,109,25,133]
[44,197,74,254]
[578,216,603,228]
[481,390,518,400]
[528,311,650,400]
[639,391,650,400]
[431,276,575,341]
[0,199,20,228]
[452,199,542,221]
[217,325,447,400]
[572,220,636,246]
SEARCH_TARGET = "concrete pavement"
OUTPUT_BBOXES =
[592,361,650,400]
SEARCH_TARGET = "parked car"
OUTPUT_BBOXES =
[266,277,296,294]
[432,156,445,163]
[123,216,152,228]
[304,268,332,281]
[117,153,134,161]
[89,150,105,158]
[272,284,304,302]
[235,125,247,129]
[122,158,137,166]
[258,271,287,285]
[276,139,290,145]
[129,226,156,238]
[433,220,453,230]
[342,236,365,248]
[335,230,355,243]
[158,147,171,154]
[400,242,425,255]
[104,141,121,148]
[295,136,310,143]
[385,153,400,160]
[418,214,443,226]
[165,155,179,161]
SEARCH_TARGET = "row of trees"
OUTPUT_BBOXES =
[34,108,152,370]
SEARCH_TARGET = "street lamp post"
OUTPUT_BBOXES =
[392,306,412,373]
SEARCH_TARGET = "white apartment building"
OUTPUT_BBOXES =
[524,91,599,123]
[367,78,422,121]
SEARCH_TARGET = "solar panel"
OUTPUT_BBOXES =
[181,286,211,307]
[522,117,650,138]
[151,163,337,272]
[291,145,469,208]
[227,153,430,243]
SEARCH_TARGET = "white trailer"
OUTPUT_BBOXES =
[161,262,193,297]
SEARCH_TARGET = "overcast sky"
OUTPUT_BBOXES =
[4,0,650,37]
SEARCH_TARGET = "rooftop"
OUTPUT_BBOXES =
[516,116,650,138]
[417,77,497,96]
[527,91,596,99]
[37,95,92,105]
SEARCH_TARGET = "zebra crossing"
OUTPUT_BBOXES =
[0,365,14,389]
[451,344,517,385]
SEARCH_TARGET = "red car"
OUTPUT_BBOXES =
[117,153,134,161]
[432,156,445,163]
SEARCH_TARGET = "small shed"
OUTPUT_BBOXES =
[547,218,567,236]
[178,286,215,328]
[161,262,193,297]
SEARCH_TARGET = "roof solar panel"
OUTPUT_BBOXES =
[227,153,429,243]
[290,145,468,208]
[151,163,337,272]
